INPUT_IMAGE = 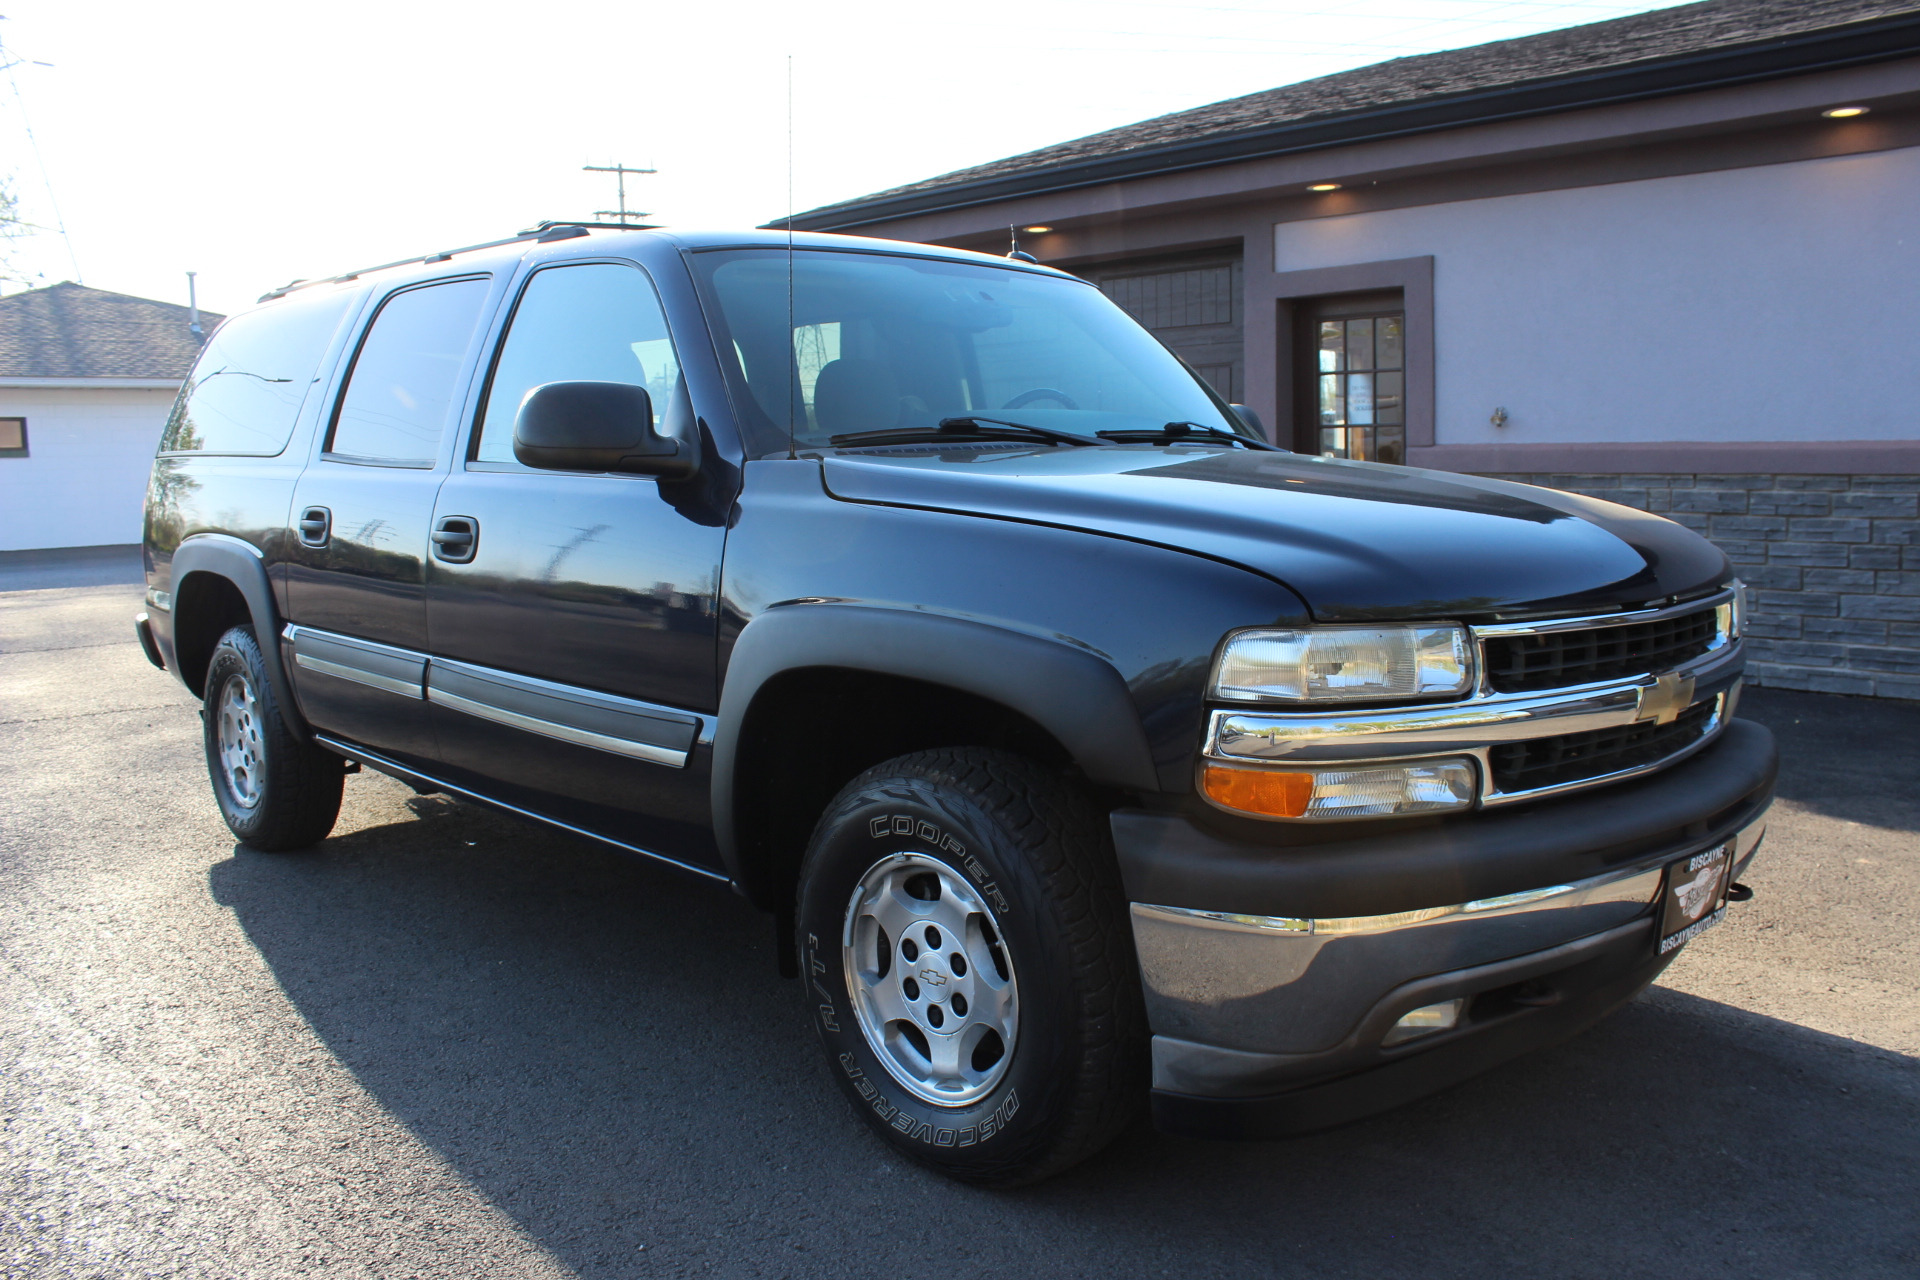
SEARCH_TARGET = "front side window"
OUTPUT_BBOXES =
[474,262,682,466]
[160,285,356,456]
[327,277,491,465]
[0,417,25,458]
[689,249,1241,455]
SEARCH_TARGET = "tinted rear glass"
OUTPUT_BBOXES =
[159,286,357,455]
[328,277,491,465]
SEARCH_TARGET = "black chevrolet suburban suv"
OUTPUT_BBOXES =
[138,223,1775,1185]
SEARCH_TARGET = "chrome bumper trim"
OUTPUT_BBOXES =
[1130,809,1766,1076]
[1135,855,1667,941]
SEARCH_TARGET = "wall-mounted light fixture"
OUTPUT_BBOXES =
[1490,407,1509,429]
[1822,106,1870,118]
[1307,182,1342,192]
[1022,225,1053,233]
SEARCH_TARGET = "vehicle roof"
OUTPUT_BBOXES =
[255,224,1076,305]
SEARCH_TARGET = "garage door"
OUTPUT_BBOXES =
[1073,250,1243,404]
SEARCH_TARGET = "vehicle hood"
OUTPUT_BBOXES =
[820,445,1728,621]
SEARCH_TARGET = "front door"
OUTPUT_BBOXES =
[283,275,495,764]
[423,260,728,869]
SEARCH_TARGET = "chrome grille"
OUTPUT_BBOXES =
[1488,698,1717,793]
[1482,605,1719,694]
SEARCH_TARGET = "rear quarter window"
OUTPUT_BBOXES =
[160,285,358,456]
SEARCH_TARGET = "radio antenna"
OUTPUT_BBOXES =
[786,53,797,460]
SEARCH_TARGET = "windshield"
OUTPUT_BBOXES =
[689,248,1243,454]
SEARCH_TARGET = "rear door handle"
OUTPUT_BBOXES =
[297,506,331,548]
[432,515,478,563]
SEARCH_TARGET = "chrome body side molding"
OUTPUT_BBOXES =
[284,624,703,769]
[285,625,427,699]
[426,657,701,769]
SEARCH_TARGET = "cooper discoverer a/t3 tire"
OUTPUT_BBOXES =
[795,748,1146,1186]
[202,625,344,851]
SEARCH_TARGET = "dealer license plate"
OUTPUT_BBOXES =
[1658,841,1734,955]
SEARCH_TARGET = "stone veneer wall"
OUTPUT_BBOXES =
[1480,473,1920,702]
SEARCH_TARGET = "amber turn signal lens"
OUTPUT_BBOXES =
[1203,765,1313,818]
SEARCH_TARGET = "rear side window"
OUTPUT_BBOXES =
[327,277,491,465]
[159,286,356,455]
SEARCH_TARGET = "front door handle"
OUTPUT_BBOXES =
[432,515,478,564]
[297,506,331,548]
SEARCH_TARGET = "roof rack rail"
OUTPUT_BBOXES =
[254,219,660,303]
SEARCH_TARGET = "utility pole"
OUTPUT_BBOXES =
[583,163,656,224]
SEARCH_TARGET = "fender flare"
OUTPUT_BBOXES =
[170,533,305,733]
[710,604,1159,882]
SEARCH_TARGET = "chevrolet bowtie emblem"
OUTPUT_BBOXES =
[1636,671,1696,725]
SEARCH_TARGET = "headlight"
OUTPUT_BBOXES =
[1719,579,1746,640]
[1211,624,1472,703]
[1203,757,1477,820]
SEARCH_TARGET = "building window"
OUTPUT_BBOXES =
[1315,308,1404,463]
[0,417,26,458]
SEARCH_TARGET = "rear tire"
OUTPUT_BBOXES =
[202,625,343,851]
[795,748,1146,1186]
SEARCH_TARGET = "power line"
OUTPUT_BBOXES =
[0,19,80,283]
[584,162,656,224]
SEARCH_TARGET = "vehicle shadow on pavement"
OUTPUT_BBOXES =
[208,793,1920,1280]
[1740,687,1920,833]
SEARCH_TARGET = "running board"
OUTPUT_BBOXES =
[312,733,732,887]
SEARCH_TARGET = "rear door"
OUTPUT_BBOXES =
[422,259,728,868]
[282,275,496,764]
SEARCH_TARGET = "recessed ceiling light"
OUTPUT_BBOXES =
[1307,182,1342,192]
[1822,106,1869,118]
[1023,225,1053,233]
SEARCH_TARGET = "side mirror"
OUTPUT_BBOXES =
[512,381,698,478]
[1229,403,1270,442]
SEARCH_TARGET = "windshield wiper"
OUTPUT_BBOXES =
[1095,421,1285,451]
[830,416,1098,449]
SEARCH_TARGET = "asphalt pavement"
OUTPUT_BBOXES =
[2,548,1915,1279]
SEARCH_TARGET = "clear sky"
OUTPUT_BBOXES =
[0,0,1671,317]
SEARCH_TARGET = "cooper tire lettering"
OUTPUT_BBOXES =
[796,750,1145,1184]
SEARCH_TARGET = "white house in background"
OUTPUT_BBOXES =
[0,283,222,551]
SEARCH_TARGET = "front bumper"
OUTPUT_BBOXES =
[1115,718,1776,1138]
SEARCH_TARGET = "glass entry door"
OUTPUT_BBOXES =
[1295,290,1405,463]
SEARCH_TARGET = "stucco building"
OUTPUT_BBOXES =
[0,283,219,551]
[791,0,1920,700]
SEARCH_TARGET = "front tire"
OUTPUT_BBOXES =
[796,749,1145,1186]
[202,626,343,851]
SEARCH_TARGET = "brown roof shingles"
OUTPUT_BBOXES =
[0,282,223,380]
[813,0,1920,213]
